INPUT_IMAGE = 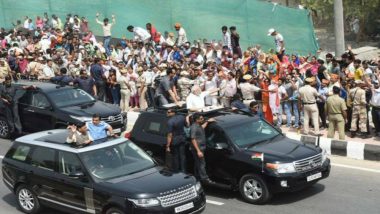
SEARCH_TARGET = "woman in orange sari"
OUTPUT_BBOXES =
[260,75,273,124]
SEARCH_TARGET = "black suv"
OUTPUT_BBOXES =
[129,109,331,204]
[2,129,205,214]
[0,81,125,139]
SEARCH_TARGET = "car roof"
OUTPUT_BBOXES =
[14,80,72,93]
[15,129,127,153]
[143,108,257,128]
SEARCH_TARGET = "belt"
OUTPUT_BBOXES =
[329,113,342,114]
[243,98,254,101]
[121,88,130,90]
[303,102,316,105]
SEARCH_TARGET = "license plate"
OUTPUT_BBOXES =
[307,172,322,182]
[175,202,194,213]
[113,128,121,134]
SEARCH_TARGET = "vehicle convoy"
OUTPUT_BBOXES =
[128,108,331,204]
[0,81,125,139]
[2,129,205,214]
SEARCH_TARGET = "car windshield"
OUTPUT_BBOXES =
[47,88,95,107]
[80,141,155,180]
[225,119,280,147]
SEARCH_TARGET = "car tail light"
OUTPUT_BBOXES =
[125,132,131,138]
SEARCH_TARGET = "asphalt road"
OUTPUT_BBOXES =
[0,138,379,214]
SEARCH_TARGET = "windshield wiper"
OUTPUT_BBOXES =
[245,134,282,150]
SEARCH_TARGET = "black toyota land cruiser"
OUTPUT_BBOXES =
[0,81,125,139]
[128,108,331,204]
[2,129,205,214]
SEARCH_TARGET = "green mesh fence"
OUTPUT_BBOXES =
[0,0,319,55]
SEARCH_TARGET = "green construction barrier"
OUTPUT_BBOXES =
[0,0,319,55]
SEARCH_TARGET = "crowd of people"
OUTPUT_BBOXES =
[1,12,380,142]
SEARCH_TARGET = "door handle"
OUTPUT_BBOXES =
[27,109,34,112]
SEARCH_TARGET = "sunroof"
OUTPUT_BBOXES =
[35,131,68,144]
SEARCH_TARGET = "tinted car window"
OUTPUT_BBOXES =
[80,141,155,180]
[31,92,50,108]
[47,88,95,108]
[225,119,280,147]
[206,127,229,147]
[9,144,31,162]
[18,91,32,105]
[143,120,167,136]
[58,151,83,176]
[30,147,56,171]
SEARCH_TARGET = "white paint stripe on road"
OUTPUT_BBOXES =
[0,155,3,159]
[332,163,380,173]
[346,141,365,160]
[206,200,224,206]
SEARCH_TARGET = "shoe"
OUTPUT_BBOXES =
[201,178,216,185]
[350,131,356,138]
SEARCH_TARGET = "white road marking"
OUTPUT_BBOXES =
[0,155,3,159]
[332,163,380,173]
[206,200,224,206]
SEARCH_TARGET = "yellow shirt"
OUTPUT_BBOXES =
[354,68,363,80]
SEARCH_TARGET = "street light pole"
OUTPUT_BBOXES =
[334,0,345,57]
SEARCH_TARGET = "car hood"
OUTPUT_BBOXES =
[59,101,120,117]
[246,135,321,162]
[98,167,196,198]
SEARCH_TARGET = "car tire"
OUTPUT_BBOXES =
[106,207,124,214]
[16,185,41,214]
[0,116,11,139]
[239,174,271,204]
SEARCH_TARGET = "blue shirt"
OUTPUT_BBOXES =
[86,121,110,140]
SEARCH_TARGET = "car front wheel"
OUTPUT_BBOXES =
[0,116,11,139]
[16,185,41,214]
[106,207,124,214]
[239,174,271,204]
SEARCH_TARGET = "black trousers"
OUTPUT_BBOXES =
[171,143,186,173]
[372,107,380,133]
[317,102,327,127]
[95,80,106,102]
[191,149,208,181]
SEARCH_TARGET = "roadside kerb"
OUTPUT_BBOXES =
[285,132,380,161]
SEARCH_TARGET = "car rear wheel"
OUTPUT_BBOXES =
[106,207,124,214]
[239,174,271,204]
[0,116,11,139]
[16,185,41,214]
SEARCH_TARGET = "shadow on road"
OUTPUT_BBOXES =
[269,183,326,205]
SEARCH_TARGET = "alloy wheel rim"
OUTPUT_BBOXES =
[18,189,34,211]
[0,120,9,136]
[243,179,263,200]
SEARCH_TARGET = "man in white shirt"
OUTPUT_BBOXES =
[221,26,232,51]
[39,59,55,80]
[127,25,151,44]
[268,28,285,61]
[186,85,219,112]
[96,13,116,56]
[371,80,380,136]
[239,74,261,106]
[174,23,187,46]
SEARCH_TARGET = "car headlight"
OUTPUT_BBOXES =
[266,162,296,173]
[195,182,202,193]
[321,149,328,163]
[129,198,160,207]
[70,115,92,122]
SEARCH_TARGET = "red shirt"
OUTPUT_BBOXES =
[150,26,161,43]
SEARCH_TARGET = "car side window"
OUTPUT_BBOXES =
[206,127,228,148]
[143,117,167,137]
[8,144,31,162]
[18,90,32,105]
[30,147,56,171]
[31,92,50,108]
[58,151,83,176]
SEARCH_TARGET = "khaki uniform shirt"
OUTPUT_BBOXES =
[239,82,260,100]
[325,94,347,114]
[0,63,11,83]
[299,84,319,103]
[347,87,366,107]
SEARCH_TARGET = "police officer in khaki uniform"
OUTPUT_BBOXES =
[239,74,261,106]
[347,80,368,138]
[325,86,347,140]
[298,77,323,135]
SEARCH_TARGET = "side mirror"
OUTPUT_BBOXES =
[68,171,85,178]
[215,142,229,150]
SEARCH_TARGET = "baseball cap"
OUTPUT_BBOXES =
[267,28,275,36]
